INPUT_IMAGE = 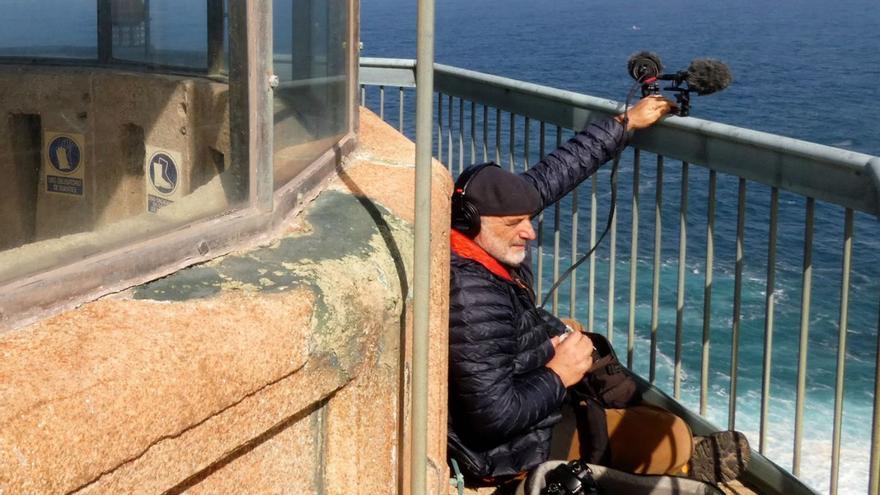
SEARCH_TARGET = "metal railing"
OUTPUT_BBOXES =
[360,57,880,495]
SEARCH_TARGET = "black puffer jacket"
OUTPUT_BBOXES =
[448,118,626,480]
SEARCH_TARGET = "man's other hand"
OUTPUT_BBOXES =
[614,94,677,131]
[546,331,595,387]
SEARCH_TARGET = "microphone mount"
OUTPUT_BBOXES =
[640,71,693,116]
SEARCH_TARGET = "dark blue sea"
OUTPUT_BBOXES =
[360,0,880,492]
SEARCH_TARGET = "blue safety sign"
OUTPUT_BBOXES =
[48,135,81,174]
[148,151,178,195]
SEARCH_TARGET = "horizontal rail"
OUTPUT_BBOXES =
[360,57,880,215]
[359,57,416,87]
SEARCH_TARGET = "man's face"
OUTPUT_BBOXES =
[474,214,536,267]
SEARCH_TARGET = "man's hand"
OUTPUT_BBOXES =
[546,331,595,387]
[614,94,677,131]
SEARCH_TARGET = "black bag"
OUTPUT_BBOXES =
[573,398,610,465]
[572,332,643,409]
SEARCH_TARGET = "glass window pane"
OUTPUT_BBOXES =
[0,0,97,59]
[113,0,210,69]
[0,6,248,283]
[273,0,351,187]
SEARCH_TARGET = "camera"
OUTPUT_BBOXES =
[540,460,601,495]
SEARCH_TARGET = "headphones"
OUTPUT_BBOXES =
[451,162,500,237]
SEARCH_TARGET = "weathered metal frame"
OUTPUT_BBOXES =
[0,0,359,330]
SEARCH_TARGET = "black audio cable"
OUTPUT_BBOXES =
[538,80,643,309]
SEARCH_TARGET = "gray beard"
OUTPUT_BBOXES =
[478,236,527,268]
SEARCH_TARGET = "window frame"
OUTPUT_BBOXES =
[0,0,359,330]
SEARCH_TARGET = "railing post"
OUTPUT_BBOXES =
[674,162,689,399]
[589,174,598,332]
[700,169,716,417]
[495,108,502,165]
[536,122,546,305]
[459,98,465,172]
[627,149,641,369]
[759,187,778,453]
[793,197,814,476]
[570,188,579,319]
[728,178,746,430]
[448,95,454,171]
[829,208,853,495]
[412,0,435,493]
[553,127,562,315]
[870,295,880,495]
[470,101,477,163]
[607,171,617,343]
[436,94,443,166]
[649,155,664,383]
[399,88,405,133]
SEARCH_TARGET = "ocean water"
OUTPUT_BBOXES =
[360,0,880,493]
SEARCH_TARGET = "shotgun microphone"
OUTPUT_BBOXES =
[682,58,732,95]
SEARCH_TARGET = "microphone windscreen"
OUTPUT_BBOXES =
[627,51,663,81]
[686,59,732,95]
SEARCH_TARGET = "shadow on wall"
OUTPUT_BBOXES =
[333,147,414,491]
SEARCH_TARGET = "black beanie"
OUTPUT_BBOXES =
[464,165,542,216]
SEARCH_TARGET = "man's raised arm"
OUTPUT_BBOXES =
[522,95,676,210]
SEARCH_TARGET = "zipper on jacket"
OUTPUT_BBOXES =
[512,273,536,304]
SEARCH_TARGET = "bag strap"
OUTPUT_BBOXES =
[449,458,465,495]
[574,399,612,465]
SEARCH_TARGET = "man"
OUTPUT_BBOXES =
[447,95,748,487]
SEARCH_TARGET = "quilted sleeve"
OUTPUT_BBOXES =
[521,118,625,210]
